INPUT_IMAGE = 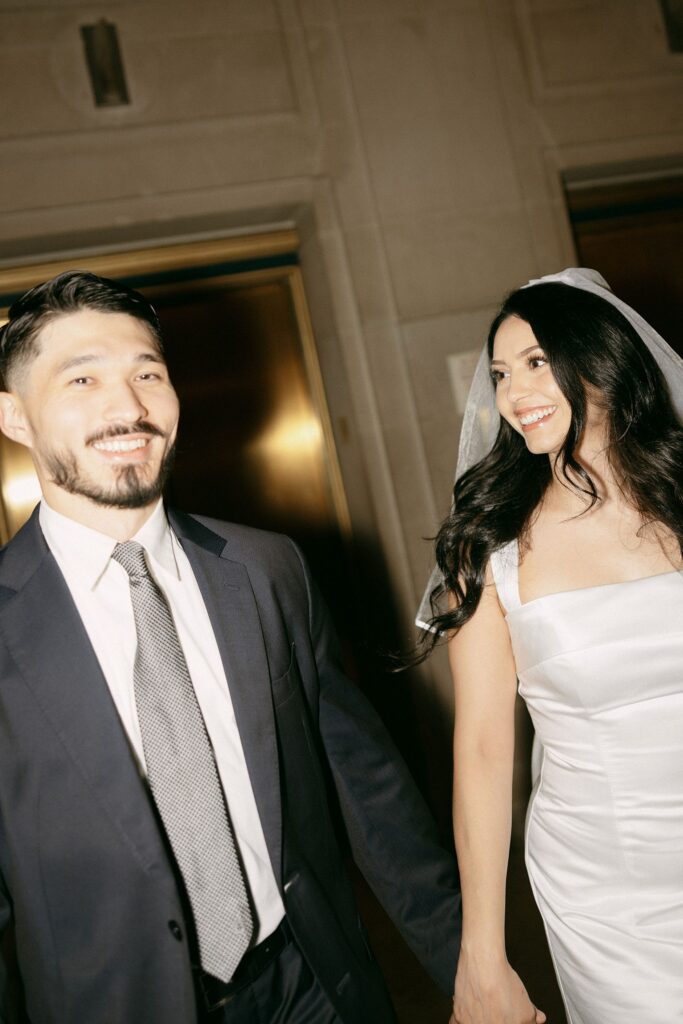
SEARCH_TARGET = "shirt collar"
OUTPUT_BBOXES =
[131,501,180,580]
[39,499,180,590]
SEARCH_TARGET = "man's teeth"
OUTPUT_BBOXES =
[518,406,557,426]
[93,438,148,452]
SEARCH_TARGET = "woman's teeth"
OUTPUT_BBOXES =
[518,406,557,426]
[93,438,147,452]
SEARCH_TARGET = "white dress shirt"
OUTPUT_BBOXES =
[39,499,285,942]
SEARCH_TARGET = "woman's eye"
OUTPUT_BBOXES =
[528,354,548,370]
[70,377,92,385]
[490,369,508,384]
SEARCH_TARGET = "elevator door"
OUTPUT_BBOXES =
[145,268,353,639]
[564,169,683,352]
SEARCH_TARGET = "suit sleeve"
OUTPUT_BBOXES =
[0,870,15,1024]
[287,539,461,994]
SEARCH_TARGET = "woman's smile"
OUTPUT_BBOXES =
[516,405,558,431]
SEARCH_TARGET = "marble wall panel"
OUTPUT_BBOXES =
[298,0,337,27]
[538,86,683,144]
[303,25,353,124]
[1,2,294,138]
[382,205,537,321]
[342,225,398,325]
[333,0,421,23]
[360,113,462,221]
[402,307,496,506]
[333,0,481,21]
[355,320,439,598]
[524,0,671,86]
[341,6,522,238]
[427,10,521,204]
[0,1,277,32]
[0,0,126,7]
[341,15,441,123]
[319,122,378,227]
[0,119,316,214]
[129,0,280,35]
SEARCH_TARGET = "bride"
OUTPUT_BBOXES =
[418,269,683,1024]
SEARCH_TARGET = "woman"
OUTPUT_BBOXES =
[418,269,683,1024]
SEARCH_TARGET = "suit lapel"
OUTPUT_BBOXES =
[0,511,178,895]
[0,509,283,891]
[170,510,283,885]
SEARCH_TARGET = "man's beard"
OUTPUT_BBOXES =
[44,425,176,510]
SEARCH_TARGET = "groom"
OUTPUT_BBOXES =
[0,270,460,1023]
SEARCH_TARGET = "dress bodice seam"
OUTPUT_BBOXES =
[514,629,683,677]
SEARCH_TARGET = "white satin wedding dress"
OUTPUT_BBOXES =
[491,540,683,1024]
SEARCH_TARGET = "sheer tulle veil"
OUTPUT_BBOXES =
[415,267,683,632]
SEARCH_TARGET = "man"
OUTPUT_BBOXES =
[0,271,460,1024]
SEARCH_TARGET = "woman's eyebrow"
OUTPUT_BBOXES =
[490,344,542,366]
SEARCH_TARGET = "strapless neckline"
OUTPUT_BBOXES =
[517,566,682,611]
[498,538,683,612]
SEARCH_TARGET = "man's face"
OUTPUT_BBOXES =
[3,309,180,514]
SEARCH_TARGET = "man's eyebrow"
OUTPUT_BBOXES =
[490,344,543,366]
[54,351,164,374]
[134,352,165,364]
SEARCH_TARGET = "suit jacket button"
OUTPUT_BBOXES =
[168,920,183,941]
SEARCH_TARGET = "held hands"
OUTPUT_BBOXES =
[449,949,546,1024]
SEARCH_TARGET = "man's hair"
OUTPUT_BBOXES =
[0,270,164,388]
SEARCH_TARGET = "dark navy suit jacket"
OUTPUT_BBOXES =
[0,507,461,1023]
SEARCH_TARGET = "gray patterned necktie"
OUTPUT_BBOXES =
[112,540,254,982]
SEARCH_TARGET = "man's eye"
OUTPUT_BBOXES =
[70,377,92,385]
[137,372,160,381]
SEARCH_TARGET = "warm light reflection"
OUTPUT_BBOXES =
[3,470,42,509]
[247,411,328,526]
[253,413,323,460]
[0,434,41,540]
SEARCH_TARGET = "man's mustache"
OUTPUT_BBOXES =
[86,421,167,445]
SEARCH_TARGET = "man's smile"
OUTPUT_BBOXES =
[86,420,167,462]
[92,437,150,453]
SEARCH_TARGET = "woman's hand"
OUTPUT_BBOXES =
[450,949,546,1024]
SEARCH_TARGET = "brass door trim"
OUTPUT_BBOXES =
[0,229,300,297]
[288,265,352,539]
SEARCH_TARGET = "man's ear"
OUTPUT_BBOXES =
[0,392,33,448]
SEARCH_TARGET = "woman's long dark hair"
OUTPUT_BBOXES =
[422,282,683,649]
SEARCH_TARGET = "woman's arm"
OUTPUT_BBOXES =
[448,568,545,1024]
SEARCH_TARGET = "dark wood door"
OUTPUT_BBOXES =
[565,173,683,353]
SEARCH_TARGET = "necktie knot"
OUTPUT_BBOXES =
[112,540,149,580]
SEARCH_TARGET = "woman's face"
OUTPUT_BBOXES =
[490,315,572,456]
